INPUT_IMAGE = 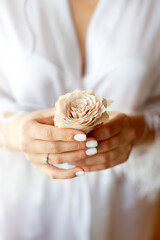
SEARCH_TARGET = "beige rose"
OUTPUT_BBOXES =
[54,89,109,134]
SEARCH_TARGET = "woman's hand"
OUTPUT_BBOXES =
[2,108,98,179]
[74,113,138,172]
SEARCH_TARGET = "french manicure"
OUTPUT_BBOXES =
[86,148,97,156]
[75,171,85,177]
[86,140,98,148]
[74,134,87,141]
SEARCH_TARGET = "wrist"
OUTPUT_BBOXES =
[129,114,155,146]
[0,113,26,150]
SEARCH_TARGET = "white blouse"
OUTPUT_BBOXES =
[0,0,160,239]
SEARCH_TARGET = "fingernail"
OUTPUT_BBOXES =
[74,134,87,141]
[86,148,97,156]
[86,140,98,148]
[75,171,85,177]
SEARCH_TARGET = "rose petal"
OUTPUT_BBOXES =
[54,89,110,133]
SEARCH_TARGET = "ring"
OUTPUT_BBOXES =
[44,153,49,164]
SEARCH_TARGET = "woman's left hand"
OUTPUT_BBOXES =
[75,113,137,172]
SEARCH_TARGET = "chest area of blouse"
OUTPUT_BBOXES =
[22,1,160,82]
[1,0,160,76]
[1,0,160,112]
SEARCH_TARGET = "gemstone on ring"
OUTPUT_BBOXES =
[44,153,49,164]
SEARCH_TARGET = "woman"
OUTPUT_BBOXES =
[0,0,160,239]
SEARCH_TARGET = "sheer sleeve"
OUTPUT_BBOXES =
[0,69,25,148]
[142,73,160,136]
[114,77,160,199]
[0,71,21,116]
[144,96,160,137]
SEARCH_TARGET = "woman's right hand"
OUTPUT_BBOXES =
[3,108,97,179]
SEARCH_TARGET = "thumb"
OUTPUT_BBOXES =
[33,108,56,125]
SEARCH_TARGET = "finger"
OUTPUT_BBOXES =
[27,121,86,142]
[109,152,129,168]
[97,130,135,153]
[26,146,97,165]
[79,152,129,172]
[32,163,84,179]
[80,164,109,172]
[88,113,129,141]
[22,138,97,154]
[77,144,132,166]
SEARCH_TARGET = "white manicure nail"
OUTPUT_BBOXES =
[74,134,87,141]
[86,148,97,156]
[75,171,85,176]
[86,140,98,148]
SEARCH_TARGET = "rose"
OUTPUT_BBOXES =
[54,89,109,134]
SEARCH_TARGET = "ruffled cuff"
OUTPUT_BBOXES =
[113,111,160,200]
